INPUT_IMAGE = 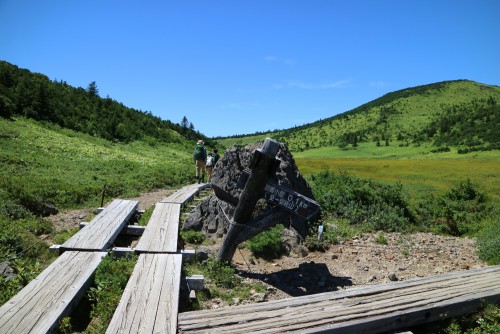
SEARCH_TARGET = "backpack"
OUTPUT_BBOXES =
[206,155,213,166]
[212,153,220,164]
[194,144,205,160]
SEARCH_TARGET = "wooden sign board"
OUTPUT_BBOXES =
[239,169,320,220]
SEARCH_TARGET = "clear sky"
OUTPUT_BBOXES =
[1,1,499,137]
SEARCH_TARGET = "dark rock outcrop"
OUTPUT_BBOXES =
[183,141,317,252]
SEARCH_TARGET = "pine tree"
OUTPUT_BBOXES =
[87,81,99,96]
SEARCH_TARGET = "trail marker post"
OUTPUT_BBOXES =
[217,138,320,263]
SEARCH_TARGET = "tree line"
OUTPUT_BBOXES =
[0,61,211,145]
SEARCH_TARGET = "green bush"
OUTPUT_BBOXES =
[0,216,52,259]
[444,303,500,334]
[476,217,500,265]
[52,227,79,245]
[304,235,329,252]
[202,257,240,289]
[181,230,205,244]
[247,224,286,259]
[418,179,491,236]
[308,170,415,232]
[0,258,43,305]
[84,254,136,333]
[375,233,388,245]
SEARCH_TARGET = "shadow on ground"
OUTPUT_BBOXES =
[238,261,353,297]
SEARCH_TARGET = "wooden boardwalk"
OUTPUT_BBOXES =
[178,265,500,334]
[134,203,181,253]
[0,251,107,334]
[61,199,138,252]
[161,183,210,205]
[106,254,182,334]
[107,183,209,333]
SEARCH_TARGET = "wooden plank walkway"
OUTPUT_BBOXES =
[134,202,181,253]
[106,184,204,333]
[106,254,182,334]
[161,183,210,205]
[0,251,107,334]
[178,265,500,334]
[61,199,138,251]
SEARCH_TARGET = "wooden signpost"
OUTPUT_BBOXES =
[217,138,320,263]
[238,168,320,220]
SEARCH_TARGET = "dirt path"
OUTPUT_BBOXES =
[44,188,176,231]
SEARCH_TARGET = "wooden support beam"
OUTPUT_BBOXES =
[48,244,61,253]
[186,275,204,291]
[80,222,146,236]
[180,249,196,262]
[110,248,196,262]
[217,138,280,263]
[112,247,135,258]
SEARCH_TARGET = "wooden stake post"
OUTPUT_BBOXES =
[217,138,281,263]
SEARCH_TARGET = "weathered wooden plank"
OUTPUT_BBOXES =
[60,199,138,251]
[179,275,498,332]
[106,254,182,334]
[0,251,107,334]
[161,184,210,205]
[179,265,500,321]
[134,202,181,253]
[178,265,500,334]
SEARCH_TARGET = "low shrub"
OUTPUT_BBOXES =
[0,216,53,259]
[247,224,286,259]
[202,257,240,289]
[308,170,415,232]
[374,233,388,245]
[0,258,43,305]
[181,230,206,244]
[417,179,491,236]
[476,217,500,265]
[84,254,136,333]
[443,303,500,334]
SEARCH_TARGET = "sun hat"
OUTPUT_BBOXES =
[197,140,204,144]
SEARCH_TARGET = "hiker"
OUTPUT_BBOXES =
[206,152,214,182]
[193,140,207,183]
[206,149,220,182]
[212,149,220,165]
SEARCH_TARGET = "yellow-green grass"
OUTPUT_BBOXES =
[296,158,499,205]
[293,142,500,160]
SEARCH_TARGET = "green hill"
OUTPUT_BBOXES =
[0,60,216,147]
[0,60,217,218]
[219,80,500,156]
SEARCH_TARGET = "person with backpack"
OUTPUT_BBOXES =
[206,152,214,182]
[212,149,220,165]
[206,149,220,182]
[193,140,207,183]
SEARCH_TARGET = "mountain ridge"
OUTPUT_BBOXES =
[218,80,500,154]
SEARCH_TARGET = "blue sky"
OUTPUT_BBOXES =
[1,1,499,137]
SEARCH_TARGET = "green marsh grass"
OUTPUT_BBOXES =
[295,156,499,205]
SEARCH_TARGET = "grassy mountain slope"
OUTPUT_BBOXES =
[0,117,193,215]
[219,80,500,156]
